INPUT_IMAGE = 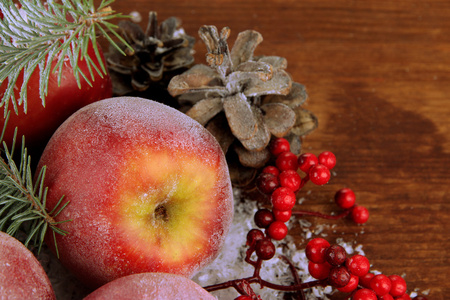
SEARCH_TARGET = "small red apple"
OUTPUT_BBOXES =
[0,42,112,156]
[0,231,55,299]
[83,272,215,299]
[36,96,234,289]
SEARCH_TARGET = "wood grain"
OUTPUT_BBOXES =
[109,1,450,299]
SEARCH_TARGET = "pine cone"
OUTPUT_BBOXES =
[168,26,317,185]
[106,11,195,99]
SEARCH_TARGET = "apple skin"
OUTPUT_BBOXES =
[83,272,216,300]
[36,96,234,289]
[0,231,56,299]
[0,42,112,157]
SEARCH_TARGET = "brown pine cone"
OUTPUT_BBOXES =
[168,26,317,185]
[106,11,195,100]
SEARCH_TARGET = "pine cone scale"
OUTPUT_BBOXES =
[223,93,258,141]
[290,108,318,136]
[234,143,270,168]
[186,97,223,126]
[260,103,296,137]
[243,69,292,98]
[239,107,271,152]
[230,30,263,68]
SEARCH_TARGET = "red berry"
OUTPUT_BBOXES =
[276,151,298,171]
[337,273,359,293]
[255,239,276,260]
[235,296,252,300]
[351,206,370,224]
[379,294,394,300]
[325,244,347,266]
[272,209,292,222]
[246,229,265,246]
[370,274,392,296]
[397,294,412,300]
[308,261,331,280]
[329,266,351,288]
[270,138,290,156]
[346,254,370,277]
[298,153,318,173]
[359,272,375,288]
[318,151,336,169]
[256,173,279,195]
[352,288,377,300]
[305,238,330,264]
[334,188,356,209]
[412,297,427,300]
[388,275,407,297]
[271,187,296,211]
[254,209,274,229]
[261,165,280,176]
[266,221,288,240]
[309,164,331,185]
[279,169,302,191]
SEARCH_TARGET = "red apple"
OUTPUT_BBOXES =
[0,231,55,299]
[84,272,215,299]
[0,41,112,156]
[36,96,234,289]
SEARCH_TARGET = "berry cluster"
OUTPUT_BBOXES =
[255,137,369,230]
[306,237,414,300]
[203,138,427,300]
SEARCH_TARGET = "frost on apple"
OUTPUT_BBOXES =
[0,231,56,299]
[36,96,234,289]
[84,272,216,299]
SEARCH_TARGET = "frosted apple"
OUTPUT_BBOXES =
[0,42,112,156]
[0,231,55,299]
[83,272,215,300]
[36,96,234,289]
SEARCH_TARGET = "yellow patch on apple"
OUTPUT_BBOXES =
[117,149,218,262]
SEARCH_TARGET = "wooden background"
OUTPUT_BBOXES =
[109,1,449,299]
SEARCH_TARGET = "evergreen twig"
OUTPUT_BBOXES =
[0,112,69,254]
[0,0,131,117]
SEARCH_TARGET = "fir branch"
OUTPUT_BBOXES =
[0,112,69,253]
[0,0,132,117]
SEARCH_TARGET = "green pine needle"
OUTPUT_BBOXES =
[0,112,69,254]
[0,0,132,117]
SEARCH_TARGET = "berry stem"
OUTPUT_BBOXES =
[204,252,328,295]
[252,258,263,277]
[260,278,328,292]
[299,174,309,190]
[292,209,350,220]
[203,276,328,293]
[245,246,258,267]
[280,255,306,300]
